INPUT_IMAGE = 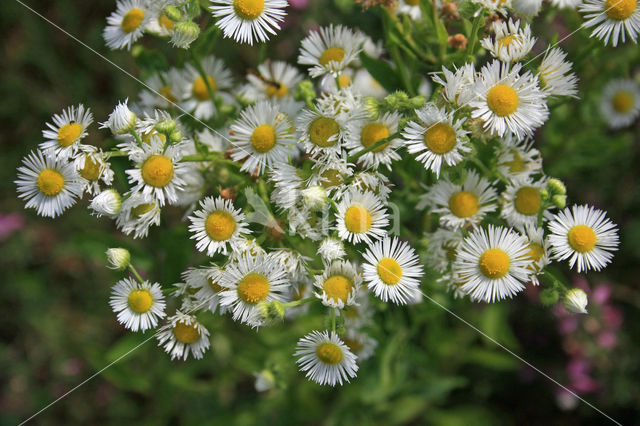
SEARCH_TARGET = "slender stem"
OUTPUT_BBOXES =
[106,150,129,158]
[331,309,336,333]
[284,297,314,308]
[129,129,144,147]
[128,264,144,283]
[466,14,483,62]
[347,132,401,162]
[189,50,218,113]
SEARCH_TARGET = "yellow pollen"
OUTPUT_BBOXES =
[605,0,636,20]
[338,73,352,88]
[237,273,270,304]
[265,82,288,99]
[487,84,519,117]
[497,35,518,51]
[37,169,65,196]
[233,0,265,20]
[79,157,101,181]
[192,75,217,101]
[208,277,227,293]
[159,85,178,103]
[424,122,457,154]
[344,205,372,233]
[205,210,237,241]
[514,186,541,216]
[127,289,153,313]
[57,123,83,147]
[377,257,403,285]
[132,203,155,218]
[360,123,390,152]
[320,47,346,66]
[141,155,174,187]
[448,191,479,218]
[309,117,340,147]
[320,169,344,188]
[504,149,525,173]
[251,124,276,153]
[316,342,343,364]
[323,274,354,303]
[568,225,597,253]
[479,248,510,279]
[612,91,634,113]
[141,131,167,145]
[526,243,545,271]
[159,13,175,31]
[173,321,200,344]
[121,8,145,33]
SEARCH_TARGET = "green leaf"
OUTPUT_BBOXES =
[358,52,404,93]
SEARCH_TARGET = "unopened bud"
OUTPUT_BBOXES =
[385,91,409,109]
[219,187,236,200]
[301,185,328,211]
[539,188,550,201]
[163,5,183,21]
[363,96,380,118]
[171,20,200,49]
[169,129,182,143]
[106,248,130,270]
[448,33,468,50]
[552,194,567,209]
[90,189,122,217]
[564,288,588,314]
[155,118,177,134]
[258,300,286,324]
[441,2,460,20]
[547,178,567,195]
[539,288,559,306]
[295,80,316,105]
[253,370,276,392]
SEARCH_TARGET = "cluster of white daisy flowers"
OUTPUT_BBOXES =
[16,0,634,387]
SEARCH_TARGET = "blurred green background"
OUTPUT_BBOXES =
[1,0,639,424]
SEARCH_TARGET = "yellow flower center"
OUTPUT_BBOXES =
[605,0,636,20]
[344,205,372,233]
[338,73,352,88]
[251,124,276,153]
[323,274,354,303]
[233,0,265,20]
[127,289,153,313]
[141,131,167,145]
[526,243,545,271]
[478,248,510,279]
[514,186,541,216]
[497,35,518,51]
[57,123,83,147]
[173,321,200,344]
[79,157,101,181]
[121,8,145,33]
[612,91,634,113]
[237,273,270,304]
[159,13,175,31]
[343,338,363,353]
[316,342,343,364]
[205,210,237,241]
[265,82,289,99]
[448,191,479,218]
[487,84,519,117]
[360,123,390,152]
[309,117,340,147]
[159,85,178,103]
[377,257,403,285]
[504,149,525,173]
[320,169,344,188]
[192,75,217,101]
[568,225,597,253]
[132,203,155,218]
[424,122,457,154]
[320,47,346,66]
[37,169,65,196]
[208,277,227,293]
[141,155,174,187]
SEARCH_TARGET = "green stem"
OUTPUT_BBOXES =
[347,132,401,162]
[284,297,314,308]
[189,50,218,113]
[466,14,483,62]
[128,264,145,283]
[106,150,129,158]
[129,130,144,147]
[331,309,336,333]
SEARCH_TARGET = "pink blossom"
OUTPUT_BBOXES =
[0,212,25,241]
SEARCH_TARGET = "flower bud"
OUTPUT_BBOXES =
[101,100,136,135]
[564,288,588,314]
[106,248,130,270]
[318,237,346,262]
[409,95,426,109]
[253,370,276,392]
[301,185,328,211]
[163,5,183,21]
[512,0,542,17]
[547,178,567,195]
[363,96,380,118]
[155,118,177,134]
[448,33,468,50]
[169,129,182,143]
[258,300,286,324]
[171,20,200,49]
[539,288,559,306]
[385,91,409,109]
[441,2,460,20]
[295,80,316,105]
[552,194,567,209]
[539,187,550,201]
[89,189,122,217]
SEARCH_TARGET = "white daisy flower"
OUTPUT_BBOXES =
[579,0,640,47]
[473,0,512,13]
[403,103,470,177]
[343,291,373,329]
[431,63,476,107]
[210,0,288,45]
[109,277,166,332]
[547,205,619,272]
[470,60,549,139]
[15,150,83,218]
[144,1,177,36]
[398,0,423,19]
[197,128,231,153]
[188,196,251,256]
[182,265,229,314]
[319,69,354,94]
[125,137,189,206]
[101,99,137,135]
[335,190,389,244]
[348,171,392,202]
[343,329,377,361]
[500,176,548,227]
[157,312,211,361]
[318,237,347,263]
[40,104,93,160]
[313,260,362,309]
[139,69,186,109]
[362,237,424,305]
[422,171,498,230]
[115,192,161,238]
[352,69,387,100]
[74,146,114,195]
[294,330,358,386]
[425,228,464,273]
[270,248,311,282]
[495,134,543,179]
[454,225,532,302]
[218,254,290,327]
[600,78,640,129]
[89,189,122,218]
[270,163,305,211]
[230,101,296,176]
[103,0,150,50]
[520,225,551,285]
[537,48,579,98]
[345,111,402,169]
[481,19,536,63]
[180,56,233,120]
[307,156,354,199]
[243,60,303,102]
[296,105,347,158]
[298,25,364,78]
[512,0,543,17]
